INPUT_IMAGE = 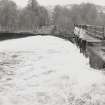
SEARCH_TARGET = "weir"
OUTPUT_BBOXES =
[74,24,105,69]
[0,24,104,69]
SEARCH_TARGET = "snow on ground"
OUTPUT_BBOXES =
[0,36,105,105]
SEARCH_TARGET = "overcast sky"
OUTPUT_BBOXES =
[12,0,105,7]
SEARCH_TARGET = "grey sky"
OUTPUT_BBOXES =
[12,0,105,7]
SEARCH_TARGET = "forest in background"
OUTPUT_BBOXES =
[0,0,49,32]
[0,0,105,34]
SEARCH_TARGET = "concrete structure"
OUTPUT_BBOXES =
[74,24,105,69]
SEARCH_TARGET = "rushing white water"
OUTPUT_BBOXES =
[0,36,105,105]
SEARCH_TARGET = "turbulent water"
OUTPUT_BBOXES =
[0,36,105,105]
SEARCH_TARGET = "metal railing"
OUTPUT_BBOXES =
[74,24,105,40]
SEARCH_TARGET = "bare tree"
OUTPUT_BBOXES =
[18,0,49,32]
[0,0,18,31]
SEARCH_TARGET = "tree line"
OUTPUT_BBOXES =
[0,0,49,32]
[52,3,105,34]
[0,0,105,34]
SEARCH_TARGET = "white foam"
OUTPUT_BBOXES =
[0,36,104,104]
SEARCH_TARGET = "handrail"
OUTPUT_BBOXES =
[86,30,104,39]
[87,29,104,35]
[75,24,104,28]
[74,24,105,40]
[86,25,104,28]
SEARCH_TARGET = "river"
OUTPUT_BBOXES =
[0,36,105,105]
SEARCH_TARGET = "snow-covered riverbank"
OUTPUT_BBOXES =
[0,36,105,105]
